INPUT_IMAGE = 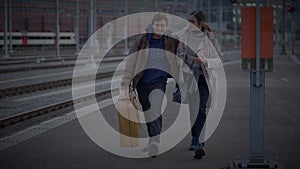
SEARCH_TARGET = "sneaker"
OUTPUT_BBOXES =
[189,144,196,151]
[189,138,197,151]
[148,142,159,158]
[143,143,151,152]
[193,147,206,159]
[189,142,203,151]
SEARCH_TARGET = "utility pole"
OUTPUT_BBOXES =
[3,0,9,58]
[218,0,222,49]
[56,0,61,59]
[75,0,80,55]
[234,2,238,48]
[199,0,203,9]
[87,0,96,66]
[230,2,283,168]
[123,0,129,55]
[93,0,96,35]
[281,0,287,54]
[9,0,13,53]
[275,0,279,55]
[250,1,264,158]
[207,0,211,23]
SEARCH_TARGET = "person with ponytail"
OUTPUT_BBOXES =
[175,10,222,159]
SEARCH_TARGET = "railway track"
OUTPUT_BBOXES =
[0,50,126,129]
[0,65,122,128]
[0,55,125,98]
[0,54,125,66]
[0,56,77,66]
[0,88,114,128]
[0,71,115,98]
[0,56,125,73]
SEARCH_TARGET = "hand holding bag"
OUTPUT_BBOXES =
[117,85,141,147]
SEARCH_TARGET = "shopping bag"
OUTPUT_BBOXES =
[116,90,141,147]
[173,59,195,104]
[172,83,189,103]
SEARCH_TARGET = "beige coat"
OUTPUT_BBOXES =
[121,32,179,89]
[175,26,223,97]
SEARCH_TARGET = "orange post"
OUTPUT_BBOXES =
[242,7,273,59]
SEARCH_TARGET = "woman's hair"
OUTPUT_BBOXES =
[202,23,211,32]
[190,10,205,23]
[189,10,211,32]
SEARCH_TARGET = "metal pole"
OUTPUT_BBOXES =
[250,72,265,157]
[75,0,80,55]
[9,0,13,53]
[291,34,294,54]
[255,0,261,87]
[250,0,264,159]
[199,0,203,9]
[218,0,222,49]
[234,2,238,48]
[207,0,211,23]
[88,0,95,65]
[93,0,96,35]
[3,0,9,58]
[107,22,113,49]
[275,0,279,55]
[88,0,94,38]
[56,0,60,59]
[193,0,197,11]
[291,18,295,54]
[124,0,129,54]
[281,0,286,54]
[289,6,294,55]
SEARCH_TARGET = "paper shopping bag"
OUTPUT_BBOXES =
[116,92,141,147]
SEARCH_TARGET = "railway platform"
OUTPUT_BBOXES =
[0,52,299,169]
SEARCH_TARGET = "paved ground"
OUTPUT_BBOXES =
[0,52,299,169]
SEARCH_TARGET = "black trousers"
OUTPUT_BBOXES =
[136,81,166,143]
[189,74,209,145]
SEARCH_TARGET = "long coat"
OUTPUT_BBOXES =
[121,32,179,89]
[175,26,223,103]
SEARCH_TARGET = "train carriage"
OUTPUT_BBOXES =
[0,32,76,46]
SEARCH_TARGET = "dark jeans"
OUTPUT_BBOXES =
[136,81,166,143]
[189,74,209,146]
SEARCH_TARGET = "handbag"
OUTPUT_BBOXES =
[117,86,141,147]
[172,60,194,104]
[172,83,188,103]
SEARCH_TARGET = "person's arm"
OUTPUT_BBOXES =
[121,35,142,88]
[207,31,222,59]
[203,23,223,59]
[194,36,222,69]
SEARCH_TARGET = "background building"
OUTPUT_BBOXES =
[0,0,299,52]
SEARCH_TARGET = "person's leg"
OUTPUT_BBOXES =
[136,83,151,137]
[136,83,154,152]
[136,82,166,156]
[190,75,209,150]
[145,82,166,157]
[146,82,166,143]
[189,91,200,150]
[193,75,209,159]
